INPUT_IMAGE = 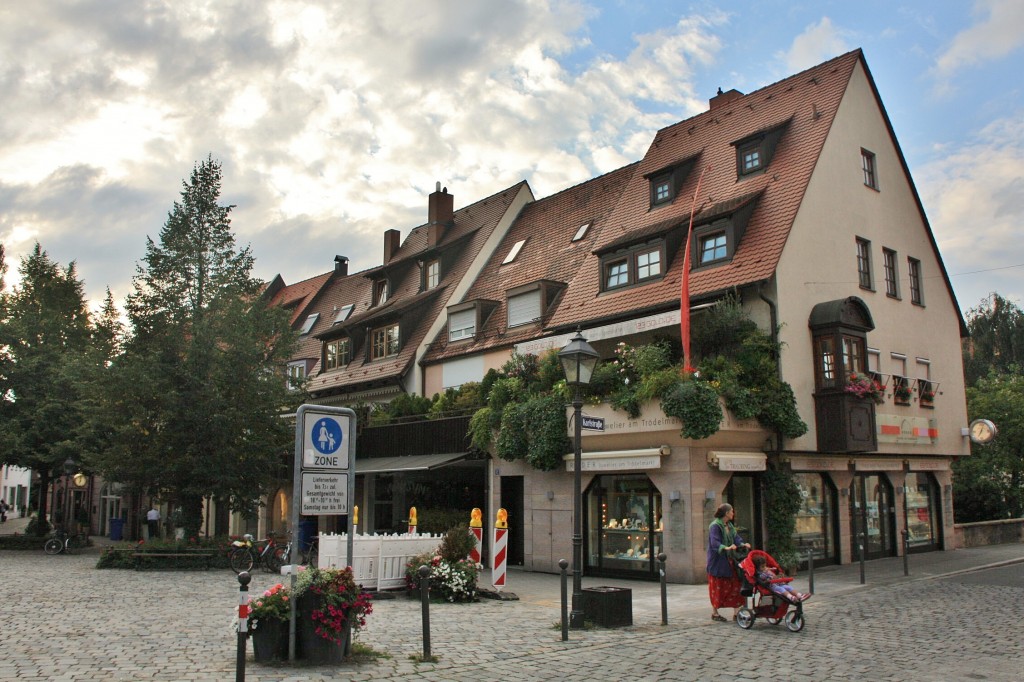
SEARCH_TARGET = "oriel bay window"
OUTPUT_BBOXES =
[370,324,399,360]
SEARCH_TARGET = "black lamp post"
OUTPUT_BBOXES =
[558,327,599,629]
[63,457,76,531]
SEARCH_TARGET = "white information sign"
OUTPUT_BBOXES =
[302,412,350,469]
[301,472,349,515]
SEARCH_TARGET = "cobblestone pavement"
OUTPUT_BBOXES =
[1,547,1022,681]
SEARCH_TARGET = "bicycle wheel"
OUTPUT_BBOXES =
[306,542,318,568]
[229,547,254,573]
[66,533,86,553]
[44,538,63,555]
[267,546,287,574]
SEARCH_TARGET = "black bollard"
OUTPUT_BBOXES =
[859,528,866,585]
[904,529,912,574]
[807,548,815,595]
[418,565,431,659]
[558,559,569,641]
[236,571,251,682]
[658,553,668,626]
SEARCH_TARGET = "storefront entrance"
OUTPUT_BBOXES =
[724,474,762,550]
[584,474,662,579]
[793,473,839,566]
[905,472,942,552]
[850,473,897,560]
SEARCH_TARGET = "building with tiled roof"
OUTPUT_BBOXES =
[414,49,969,584]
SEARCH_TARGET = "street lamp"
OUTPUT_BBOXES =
[63,457,76,531]
[558,327,599,629]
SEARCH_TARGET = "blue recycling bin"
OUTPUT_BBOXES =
[298,519,317,554]
[109,517,124,541]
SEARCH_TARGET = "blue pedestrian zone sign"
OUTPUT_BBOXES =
[302,413,348,469]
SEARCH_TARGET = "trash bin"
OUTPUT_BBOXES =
[109,517,124,541]
[582,586,633,627]
[298,518,318,554]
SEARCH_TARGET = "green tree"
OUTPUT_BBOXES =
[953,370,1024,521]
[0,244,93,534]
[962,294,1024,386]
[86,157,300,538]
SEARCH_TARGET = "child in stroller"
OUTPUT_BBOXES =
[735,549,809,632]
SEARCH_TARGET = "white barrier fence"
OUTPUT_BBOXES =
[317,532,443,590]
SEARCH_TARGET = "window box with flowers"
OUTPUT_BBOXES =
[892,377,912,406]
[844,372,884,404]
[292,566,374,663]
[917,380,937,408]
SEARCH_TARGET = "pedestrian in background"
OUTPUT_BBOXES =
[707,503,750,622]
[146,505,160,539]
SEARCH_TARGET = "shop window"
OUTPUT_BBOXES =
[724,474,762,549]
[584,474,662,579]
[792,473,838,566]
[904,473,941,552]
[850,473,897,560]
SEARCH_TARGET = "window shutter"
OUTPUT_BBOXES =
[508,290,541,327]
[449,309,476,341]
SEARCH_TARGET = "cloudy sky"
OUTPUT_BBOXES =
[1,0,1022,316]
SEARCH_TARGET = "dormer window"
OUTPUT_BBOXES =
[425,260,440,289]
[645,157,696,209]
[299,313,319,336]
[448,308,476,342]
[334,304,354,324]
[507,280,564,328]
[699,233,728,264]
[374,280,389,306]
[325,338,351,369]
[286,362,306,391]
[733,121,789,178]
[600,242,665,292]
[370,324,399,360]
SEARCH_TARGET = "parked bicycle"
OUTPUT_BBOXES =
[273,531,319,569]
[43,526,88,555]
[228,533,282,574]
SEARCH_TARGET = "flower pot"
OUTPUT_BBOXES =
[296,592,345,664]
[250,617,287,663]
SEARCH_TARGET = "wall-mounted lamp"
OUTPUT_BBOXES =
[895,485,904,495]
[669,490,681,502]
[546,490,554,501]
[704,490,716,501]
[659,445,671,456]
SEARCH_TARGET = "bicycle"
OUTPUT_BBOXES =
[272,531,319,569]
[228,533,282,574]
[43,526,88,555]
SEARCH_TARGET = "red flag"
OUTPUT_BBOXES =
[681,165,710,373]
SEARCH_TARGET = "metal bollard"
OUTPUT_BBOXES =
[658,553,668,626]
[418,565,432,659]
[236,571,251,682]
[558,559,569,641]
[902,529,910,577]
[859,529,866,585]
[806,549,814,595]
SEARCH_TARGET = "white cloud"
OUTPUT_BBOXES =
[776,17,851,75]
[934,0,1024,77]
[917,114,1024,309]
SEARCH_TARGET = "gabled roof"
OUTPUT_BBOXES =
[299,181,529,395]
[421,163,638,364]
[547,50,865,330]
[266,271,333,327]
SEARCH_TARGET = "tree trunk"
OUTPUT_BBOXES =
[181,494,204,540]
[34,469,52,536]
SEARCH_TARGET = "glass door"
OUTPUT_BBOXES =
[850,474,896,559]
[585,474,662,580]
[905,472,942,552]
[793,473,838,566]
[725,474,762,549]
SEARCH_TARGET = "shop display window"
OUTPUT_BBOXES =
[585,474,662,578]
[905,472,941,551]
[792,473,838,565]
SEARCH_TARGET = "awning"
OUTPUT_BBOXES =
[563,447,668,472]
[707,451,766,471]
[356,452,470,475]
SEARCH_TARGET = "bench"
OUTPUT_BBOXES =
[131,550,215,570]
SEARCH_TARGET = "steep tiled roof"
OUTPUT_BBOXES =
[300,181,529,395]
[267,272,333,326]
[422,163,638,364]
[547,50,864,330]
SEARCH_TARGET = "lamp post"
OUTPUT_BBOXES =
[558,327,599,629]
[63,457,76,531]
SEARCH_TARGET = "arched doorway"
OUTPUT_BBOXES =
[850,473,896,559]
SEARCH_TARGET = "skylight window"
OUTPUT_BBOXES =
[502,239,527,264]
[334,304,354,324]
[572,223,590,242]
[299,313,319,335]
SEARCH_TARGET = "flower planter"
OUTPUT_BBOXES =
[250,617,287,663]
[296,592,345,664]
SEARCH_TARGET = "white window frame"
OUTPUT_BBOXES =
[448,309,476,342]
[508,290,542,327]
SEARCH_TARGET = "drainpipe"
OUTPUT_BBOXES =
[758,281,783,456]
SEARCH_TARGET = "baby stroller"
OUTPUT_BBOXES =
[735,549,808,632]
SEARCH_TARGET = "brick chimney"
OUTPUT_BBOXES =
[427,182,453,247]
[334,255,349,276]
[383,229,401,263]
[710,87,744,111]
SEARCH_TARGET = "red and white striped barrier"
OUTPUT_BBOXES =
[492,507,508,591]
[238,591,249,633]
[469,507,483,565]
